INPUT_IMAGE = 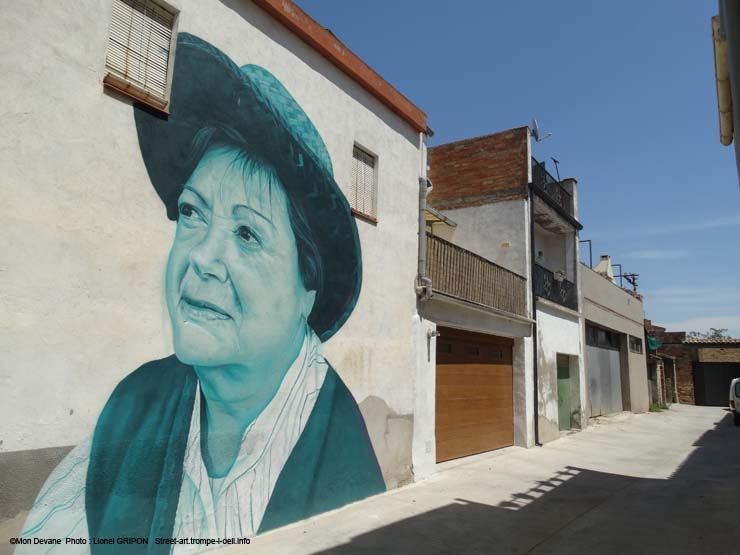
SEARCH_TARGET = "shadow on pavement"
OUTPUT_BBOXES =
[313,413,740,555]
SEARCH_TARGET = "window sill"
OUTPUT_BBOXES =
[351,208,377,226]
[103,73,169,114]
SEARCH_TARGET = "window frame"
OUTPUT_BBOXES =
[586,324,621,351]
[103,0,179,113]
[349,143,379,224]
[629,335,643,354]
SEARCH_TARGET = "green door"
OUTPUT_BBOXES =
[557,354,571,431]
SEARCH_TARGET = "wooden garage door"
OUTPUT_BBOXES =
[436,326,514,462]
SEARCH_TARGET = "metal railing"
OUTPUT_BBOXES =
[426,233,527,317]
[531,158,574,217]
[533,263,578,311]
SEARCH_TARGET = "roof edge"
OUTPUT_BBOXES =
[429,125,530,150]
[683,338,740,344]
[252,0,428,133]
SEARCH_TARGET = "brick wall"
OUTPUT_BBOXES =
[663,331,686,343]
[659,342,695,404]
[697,346,740,362]
[428,127,529,210]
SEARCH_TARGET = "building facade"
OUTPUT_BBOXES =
[646,319,740,406]
[581,258,650,416]
[422,126,586,450]
[1,0,435,544]
[421,128,535,460]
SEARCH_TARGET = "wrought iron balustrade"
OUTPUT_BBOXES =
[531,158,574,217]
[533,263,578,311]
[426,234,527,317]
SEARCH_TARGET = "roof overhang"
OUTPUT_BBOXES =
[715,2,740,186]
[425,206,457,227]
[253,0,428,133]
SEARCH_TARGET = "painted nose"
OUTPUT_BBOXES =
[189,227,228,283]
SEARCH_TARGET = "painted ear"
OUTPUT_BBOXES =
[303,289,317,320]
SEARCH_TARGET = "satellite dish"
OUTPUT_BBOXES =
[531,118,552,142]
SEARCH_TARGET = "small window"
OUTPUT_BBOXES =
[629,335,643,354]
[585,325,597,347]
[597,328,608,347]
[351,145,378,222]
[104,0,177,111]
[586,324,620,350]
[609,332,621,350]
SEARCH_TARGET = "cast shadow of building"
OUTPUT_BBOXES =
[312,412,740,555]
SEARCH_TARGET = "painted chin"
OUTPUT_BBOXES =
[171,312,234,366]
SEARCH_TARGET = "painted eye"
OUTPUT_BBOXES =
[236,225,259,244]
[178,203,196,218]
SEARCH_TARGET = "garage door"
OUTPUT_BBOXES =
[585,324,624,417]
[435,326,513,463]
[693,362,740,406]
[586,345,623,417]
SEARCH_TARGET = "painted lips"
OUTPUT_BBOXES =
[180,295,232,321]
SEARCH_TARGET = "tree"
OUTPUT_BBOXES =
[687,328,730,339]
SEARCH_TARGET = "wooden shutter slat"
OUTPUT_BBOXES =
[106,0,174,102]
[351,146,377,218]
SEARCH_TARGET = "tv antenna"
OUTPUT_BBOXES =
[550,157,561,181]
[622,273,639,292]
[531,118,552,142]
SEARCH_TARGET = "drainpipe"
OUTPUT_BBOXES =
[529,184,542,446]
[416,133,433,300]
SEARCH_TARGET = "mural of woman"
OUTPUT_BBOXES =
[19,33,384,553]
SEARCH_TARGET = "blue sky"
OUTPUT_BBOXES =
[299,0,740,336]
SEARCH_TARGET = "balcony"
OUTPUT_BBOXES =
[426,233,527,318]
[533,263,578,311]
[531,158,574,218]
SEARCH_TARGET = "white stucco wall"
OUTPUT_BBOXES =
[533,226,566,275]
[419,195,535,453]
[581,265,649,414]
[0,0,423,494]
[536,301,585,443]
[432,199,529,278]
[411,315,437,479]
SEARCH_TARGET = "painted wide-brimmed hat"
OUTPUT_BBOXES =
[134,32,361,341]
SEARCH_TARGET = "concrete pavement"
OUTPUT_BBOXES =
[235,405,740,555]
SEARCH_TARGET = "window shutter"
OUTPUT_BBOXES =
[106,0,174,101]
[351,146,377,219]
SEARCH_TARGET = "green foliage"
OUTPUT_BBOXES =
[687,328,730,340]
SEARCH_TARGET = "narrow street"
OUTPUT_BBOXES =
[240,405,740,555]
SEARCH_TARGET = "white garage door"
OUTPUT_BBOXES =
[586,325,624,417]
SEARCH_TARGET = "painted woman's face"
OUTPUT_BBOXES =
[165,146,316,370]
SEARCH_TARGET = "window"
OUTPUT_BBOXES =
[629,335,643,354]
[586,324,621,350]
[104,0,177,111]
[350,145,378,222]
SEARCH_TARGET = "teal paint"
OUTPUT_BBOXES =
[20,33,383,551]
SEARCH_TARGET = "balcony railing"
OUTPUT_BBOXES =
[533,263,578,311]
[531,158,574,217]
[426,233,527,317]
